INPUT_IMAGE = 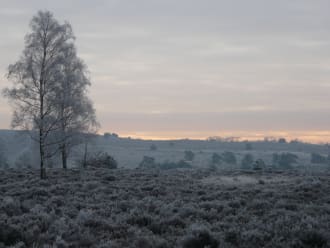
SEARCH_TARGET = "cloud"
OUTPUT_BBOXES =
[0,0,329,140]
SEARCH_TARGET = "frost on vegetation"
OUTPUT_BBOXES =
[181,224,219,248]
[0,168,329,247]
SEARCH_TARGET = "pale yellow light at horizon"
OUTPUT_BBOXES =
[101,130,330,144]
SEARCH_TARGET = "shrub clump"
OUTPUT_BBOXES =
[182,224,219,248]
[241,154,254,169]
[222,151,237,165]
[139,156,157,169]
[211,153,222,165]
[184,151,195,162]
[83,152,117,169]
[272,153,298,169]
[253,159,266,170]
[159,160,192,170]
[300,230,327,248]
[138,157,192,170]
[310,153,327,164]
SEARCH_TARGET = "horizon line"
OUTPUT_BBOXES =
[1,128,330,145]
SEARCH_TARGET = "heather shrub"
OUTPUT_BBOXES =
[159,160,192,170]
[184,151,195,162]
[272,153,298,169]
[211,153,222,165]
[150,144,157,151]
[311,153,327,164]
[0,223,22,246]
[300,230,327,248]
[222,151,236,165]
[181,224,219,248]
[253,159,266,170]
[245,142,253,150]
[82,152,117,169]
[139,156,157,169]
[224,229,240,246]
[241,154,254,169]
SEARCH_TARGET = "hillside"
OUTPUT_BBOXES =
[0,129,329,169]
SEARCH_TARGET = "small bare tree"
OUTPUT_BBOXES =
[3,11,74,178]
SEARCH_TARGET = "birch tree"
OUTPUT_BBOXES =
[3,11,74,178]
[53,46,98,169]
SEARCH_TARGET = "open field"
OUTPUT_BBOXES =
[1,167,330,247]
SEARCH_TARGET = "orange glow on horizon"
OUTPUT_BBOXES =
[100,130,330,144]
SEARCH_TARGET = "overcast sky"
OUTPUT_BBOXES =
[0,0,329,142]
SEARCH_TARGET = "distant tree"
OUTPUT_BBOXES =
[253,159,266,170]
[3,11,76,178]
[104,132,111,139]
[222,151,237,164]
[207,136,223,142]
[289,139,300,144]
[278,138,287,144]
[150,144,157,151]
[311,153,327,164]
[138,156,157,169]
[184,150,195,161]
[81,151,117,169]
[241,154,254,169]
[104,132,118,139]
[211,153,222,165]
[273,153,298,169]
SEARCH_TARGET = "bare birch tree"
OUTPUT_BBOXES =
[3,11,74,178]
[53,46,98,169]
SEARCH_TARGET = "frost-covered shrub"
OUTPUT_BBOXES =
[245,142,253,150]
[181,224,219,248]
[253,159,266,170]
[224,229,240,246]
[138,156,157,169]
[55,235,68,248]
[272,153,298,169]
[1,196,21,216]
[211,153,222,165]
[299,230,327,247]
[222,151,236,165]
[159,160,192,170]
[83,152,117,169]
[311,153,327,164]
[184,151,195,162]
[127,213,154,227]
[1,166,330,247]
[241,154,254,169]
[0,223,22,246]
[134,237,153,248]
[241,229,271,247]
[133,236,170,248]
[150,144,157,151]
[76,209,94,225]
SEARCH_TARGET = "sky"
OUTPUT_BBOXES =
[0,0,329,143]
